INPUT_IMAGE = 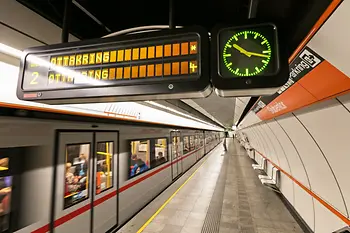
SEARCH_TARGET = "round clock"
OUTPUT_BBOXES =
[222,30,272,77]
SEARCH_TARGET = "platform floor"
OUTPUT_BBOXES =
[117,139,304,233]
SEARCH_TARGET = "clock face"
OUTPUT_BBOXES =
[218,25,278,78]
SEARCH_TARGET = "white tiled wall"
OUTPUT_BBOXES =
[238,92,350,232]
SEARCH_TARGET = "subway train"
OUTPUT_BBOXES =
[0,114,224,233]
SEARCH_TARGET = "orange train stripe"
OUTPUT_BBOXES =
[288,0,343,63]
[255,151,350,225]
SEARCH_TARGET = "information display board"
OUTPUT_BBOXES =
[211,22,289,97]
[17,27,210,104]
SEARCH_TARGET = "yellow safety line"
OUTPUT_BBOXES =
[136,155,210,233]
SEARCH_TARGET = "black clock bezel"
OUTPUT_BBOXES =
[219,27,277,78]
[211,21,289,97]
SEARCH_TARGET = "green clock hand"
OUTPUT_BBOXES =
[246,51,270,58]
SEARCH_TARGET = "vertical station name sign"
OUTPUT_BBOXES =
[17,27,210,104]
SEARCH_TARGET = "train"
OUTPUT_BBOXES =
[0,114,224,233]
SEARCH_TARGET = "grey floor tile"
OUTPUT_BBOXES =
[188,212,207,221]
[220,221,239,229]
[252,218,274,228]
[153,209,177,223]
[219,226,240,233]
[180,225,202,233]
[166,210,190,226]
[191,203,209,213]
[255,227,277,233]
[240,226,256,233]
[160,224,183,233]
[184,217,204,228]
[143,221,166,232]
[221,214,238,224]
[274,221,301,231]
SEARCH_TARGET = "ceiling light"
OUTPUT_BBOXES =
[0,43,23,58]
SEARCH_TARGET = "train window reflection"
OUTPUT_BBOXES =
[189,136,195,151]
[0,158,8,171]
[150,138,168,168]
[0,176,12,232]
[64,143,90,209]
[96,142,113,194]
[172,136,181,159]
[129,140,150,178]
[183,136,190,154]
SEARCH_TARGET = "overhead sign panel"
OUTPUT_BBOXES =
[211,22,289,97]
[17,27,211,104]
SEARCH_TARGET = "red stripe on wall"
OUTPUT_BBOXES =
[255,150,350,225]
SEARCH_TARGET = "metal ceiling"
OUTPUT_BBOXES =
[14,0,333,128]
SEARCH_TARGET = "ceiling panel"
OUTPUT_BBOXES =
[233,97,250,124]
[190,94,236,128]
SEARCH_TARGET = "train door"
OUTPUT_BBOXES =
[54,131,118,233]
[93,132,118,233]
[170,131,182,180]
[195,133,200,161]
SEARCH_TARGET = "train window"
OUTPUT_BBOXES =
[0,175,12,231]
[189,136,195,151]
[129,140,150,178]
[172,136,181,159]
[200,134,204,147]
[96,142,113,194]
[183,136,190,154]
[0,158,9,171]
[64,143,90,209]
[150,138,168,168]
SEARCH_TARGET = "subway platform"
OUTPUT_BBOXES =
[117,139,305,233]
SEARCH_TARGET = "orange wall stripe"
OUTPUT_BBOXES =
[255,150,350,225]
[298,60,350,99]
[256,83,317,121]
[288,0,343,63]
[256,59,350,121]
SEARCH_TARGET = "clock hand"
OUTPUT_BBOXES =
[246,51,270,58]
[232,44,251,57]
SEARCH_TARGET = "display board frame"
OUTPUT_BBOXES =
[16,26,211,104]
